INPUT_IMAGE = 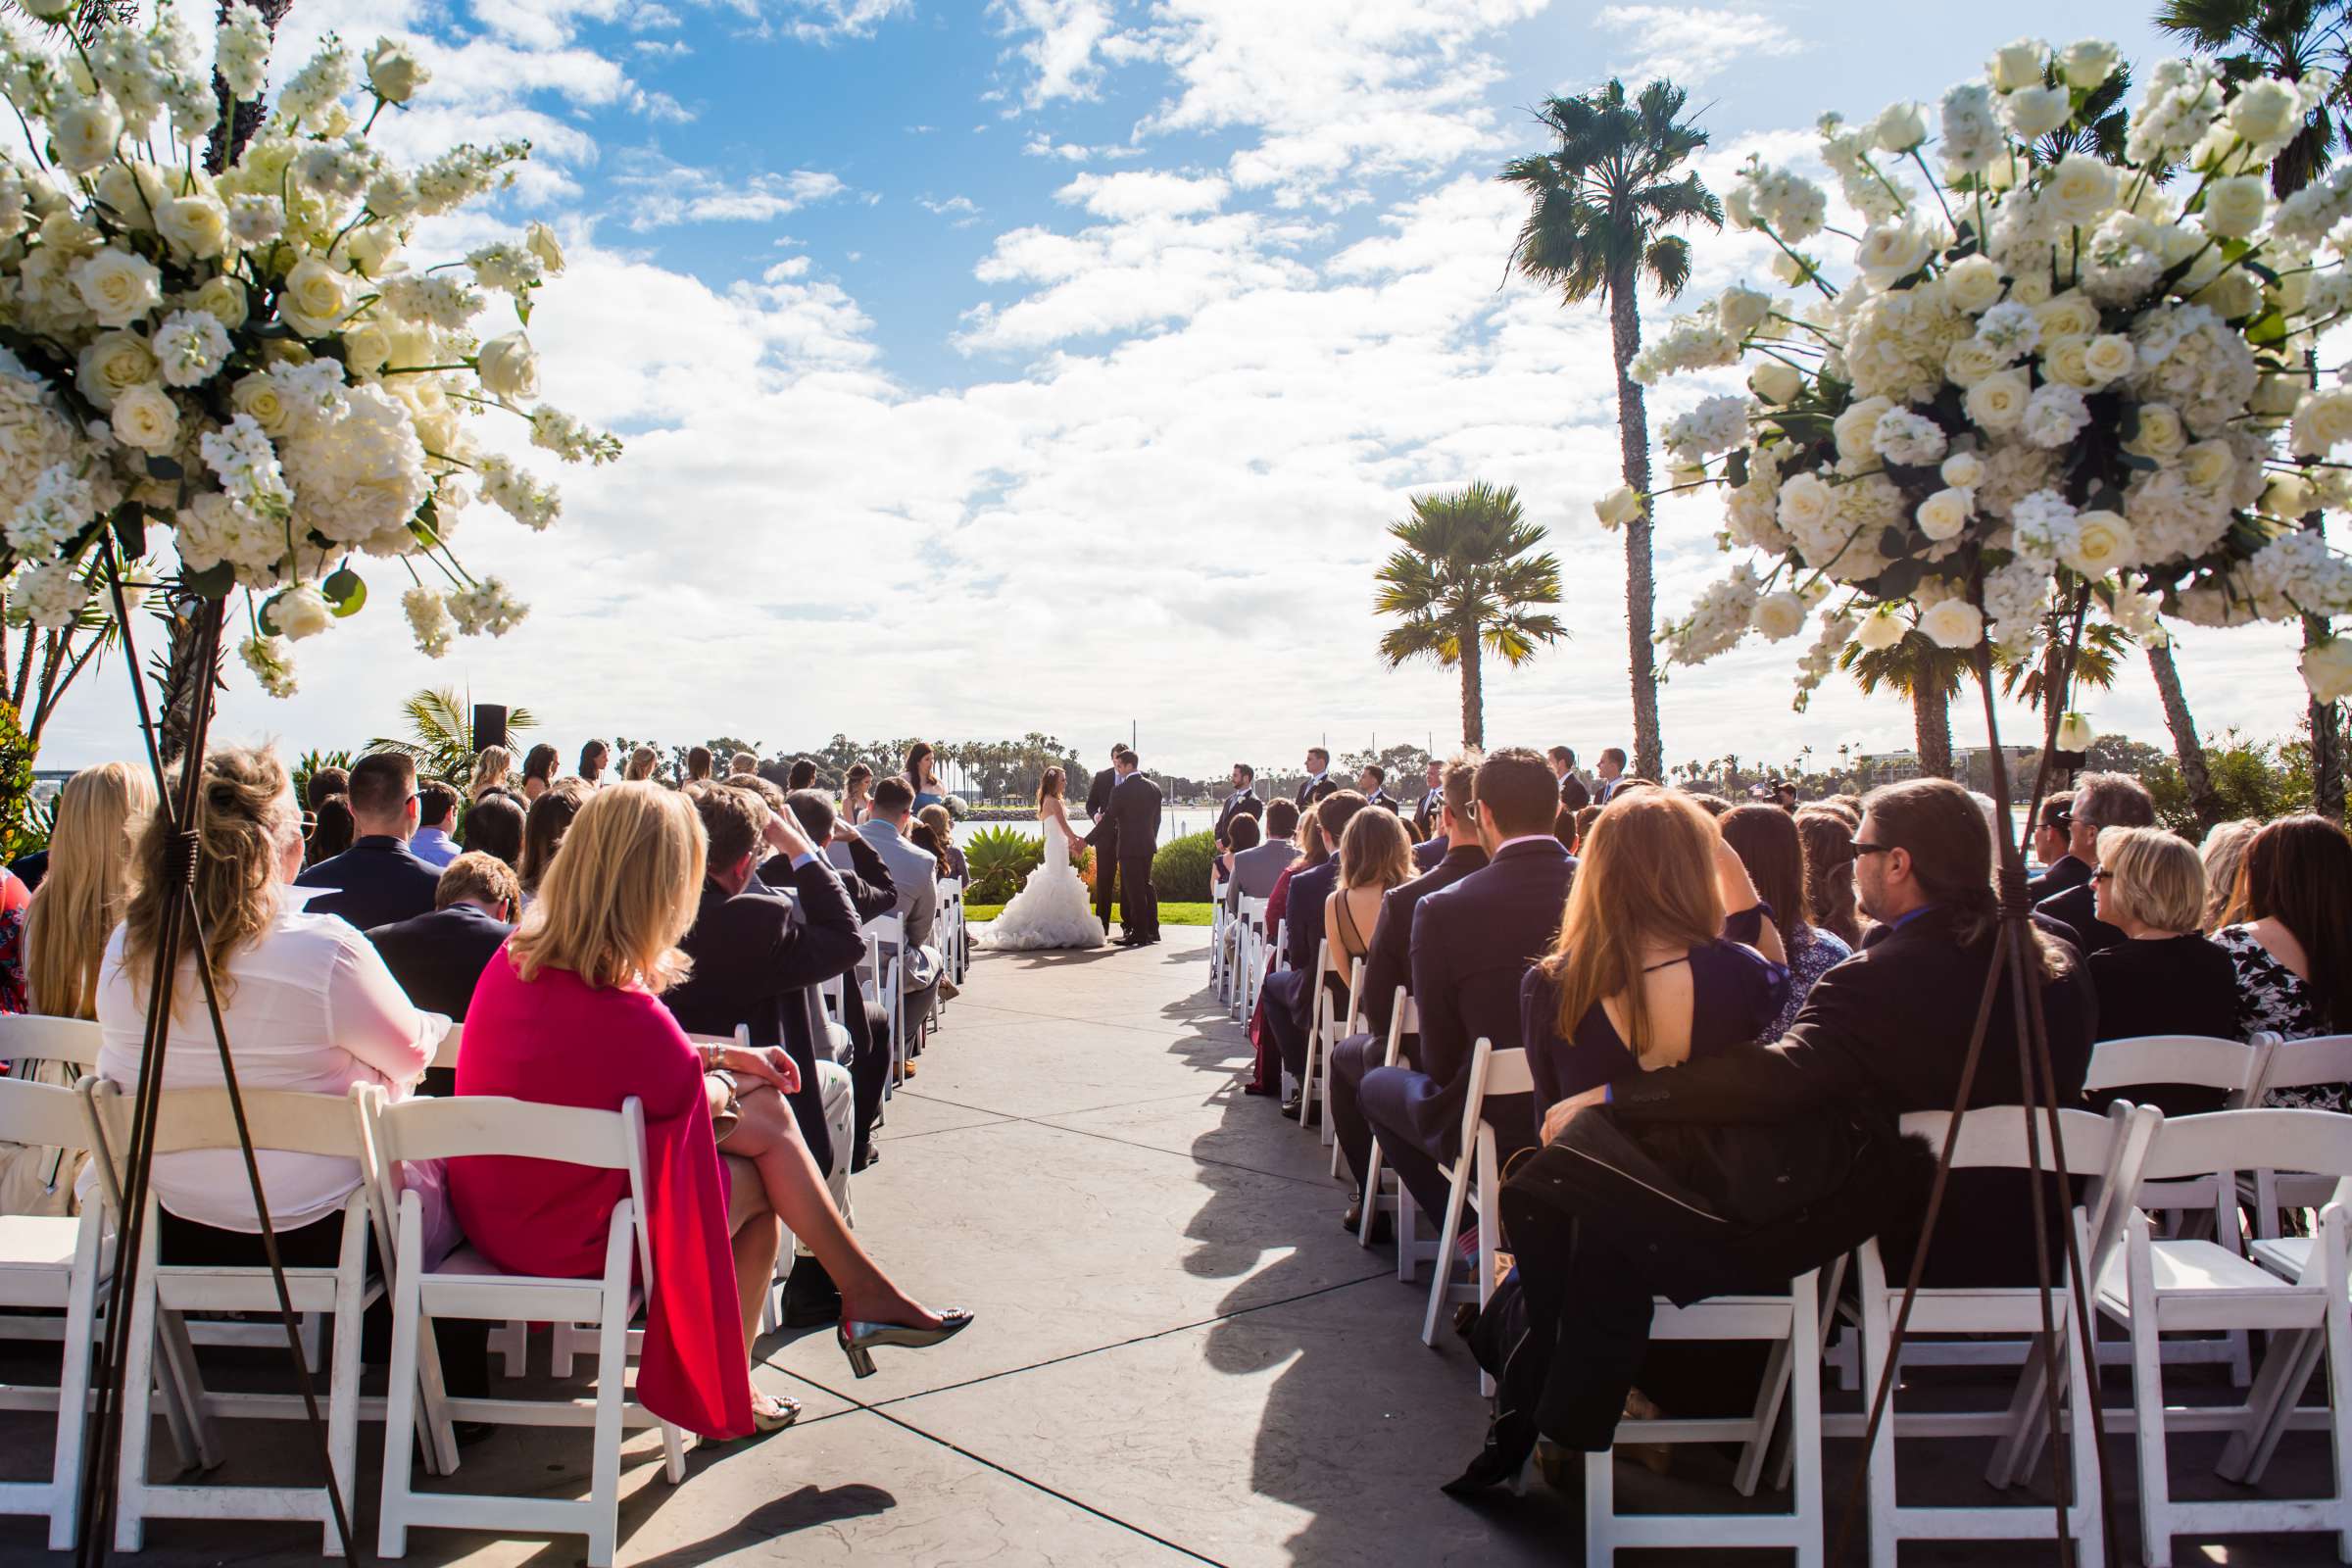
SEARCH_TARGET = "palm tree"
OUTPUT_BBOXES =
[369,687,537,780]
[1373,481,1566,749]
[1499,77,1721,782]
[2160,0,2351,817]
[1840,633,1969,779]
[1996,621,2131,712]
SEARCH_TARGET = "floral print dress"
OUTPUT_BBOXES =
[2219,924,2336,1111]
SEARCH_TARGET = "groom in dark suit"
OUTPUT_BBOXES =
[1088,750,1163,946]
[1086,745,1126,931]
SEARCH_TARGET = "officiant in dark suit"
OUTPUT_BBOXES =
[1087,751,1163,946]
[1087,745,1127,931]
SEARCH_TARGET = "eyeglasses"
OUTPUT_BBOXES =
[2091,868,2114,882]
[1848,841,1894,859]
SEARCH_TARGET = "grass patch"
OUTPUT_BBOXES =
[965,901,1213,927]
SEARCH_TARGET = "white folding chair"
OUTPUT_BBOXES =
[1586,1268,1827,1565]
[0,1076,114,1547]
[860,913,907,1087]
[1290,937,1329,1106]
[1421,1038,1530,1398]
[0,1012,104,1071]
[1233,895,1268,1022]
[2244,1036,2352,1239]
[1356,992,1438,1286]
[1208,873,1231,1000]
[78,1080,376,1556]
[1857,1103,2158,1563]
[362,1092,687,1568]
[1317,956,1363,1158]
[2096,1108,2352,1567]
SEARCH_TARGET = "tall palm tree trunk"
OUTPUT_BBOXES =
[1913,686,1952,778]
[2146,641,2220,830]
[1608,272,1662,781]
[1459,619,1484,749]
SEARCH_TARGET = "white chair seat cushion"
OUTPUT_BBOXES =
[0,1214,80,1271]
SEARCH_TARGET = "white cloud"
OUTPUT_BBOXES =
[771,0,915,42]
[1023,132,1094,161]
[612,156,851,229]
[1592,5,1803,87]
[989,0,1131,107]
[921,194,985,226]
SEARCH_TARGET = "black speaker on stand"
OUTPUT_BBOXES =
[472,703,509,755]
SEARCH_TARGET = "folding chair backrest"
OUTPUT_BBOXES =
[1900,1102,2158,1263]
[431,1023,464,1074]
[1343,956,1364,1031]
[1396,993,1418,1037]
[2135,1107,2352,1187]
[2254,1035,2352,1097]
[1237,894,1267,932]
[0,1013,104,1069]
[1460,1040,1535,1151]
[0,1074,92,1152]
[82,1080,367,1161]
[2084,1034,2269,1102]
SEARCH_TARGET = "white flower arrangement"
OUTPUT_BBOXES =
[0,3,617,691]
[1642,36,2352,708]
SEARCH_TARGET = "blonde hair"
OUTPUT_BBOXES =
[1338,807,1412,892]
[507,783,704,994]
[2097,825,2205,934]
[624,745,659,782]
[468,745,514,801]
[25,762,158,1019]
[2199,817,2260,932]
[1542,790,1723,1062]
[121,746,301,1013]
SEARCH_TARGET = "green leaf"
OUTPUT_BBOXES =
[257,592,284,635]
[1724,448,1748,487]
[515,296,532,326]
[181,563,235,600]
[2246,309,2288,347]
[110,501,147,561]
[144,454,183,480]
[322,567,367,617]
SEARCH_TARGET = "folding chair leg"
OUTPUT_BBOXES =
[322,1237,367,1557]
[154,1308,218,1471]
[2328,1280,2352,1562]
[45,1212,102,1549]
[1395,1179,1420,1284]
[1584,1447,1615,1564]
[1421,1149,1471,1348]
[2063,1317,2106,1562]
[2217,1326,2319,1483]
[1788,1274,1826,1568]
[378,1266,422,1560]
[1357,1141,1385,1249]
[116,1223,161,1553]
[1859,1263,1898,1568]
[662,1422,687,1485]
[587,1298,629,1568]
[1735,1336,1793,1497]
[1985,1338,2052,1490]
[2130,1306,2174,1568]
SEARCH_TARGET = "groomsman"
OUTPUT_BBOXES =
[1294,747,1333,806]
[1592,747,1630,803]
[1411,758,1446,838]
[1548,746,1591,810]
[1357,764,1398,813]
[1213,763,1264,849]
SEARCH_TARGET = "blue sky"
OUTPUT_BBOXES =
[36,0,2321,779]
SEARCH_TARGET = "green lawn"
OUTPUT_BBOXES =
[965,901,1214,927]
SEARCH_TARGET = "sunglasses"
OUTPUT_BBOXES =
[1847,841,1894,861]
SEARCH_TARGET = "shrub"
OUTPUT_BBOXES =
[963,825,1043,904]
[1152,829,1216,902]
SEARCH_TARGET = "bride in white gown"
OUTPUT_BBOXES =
[981,766,1106,951]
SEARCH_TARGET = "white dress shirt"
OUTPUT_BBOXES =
[94,892,448,1233]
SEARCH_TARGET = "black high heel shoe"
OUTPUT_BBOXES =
[838,1309,974,1378]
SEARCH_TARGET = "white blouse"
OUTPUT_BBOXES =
[94,892,448,1233]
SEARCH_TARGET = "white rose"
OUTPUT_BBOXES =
[75,329,158,410]
[278,257,349,335]
[1854,608,1907,651]
[71,249,163,327]
[341,320,392,375]
[2042,154,2118,226]
[2181,440,2235,489]
[1944,337,2005,387]
[1919,598,1985,649]
[1917,486,1975,541]
[1834,395,1894,466]
[1716,283,1772,337]
[2058,39,2120,89]
[2064,510,2137,575]
[110,384,179,451]
[1965,368,2031,433]
[1778,472,1834,529]
[1594,485,1645,529]
[1752,591,1806,641]
[2228,77,2300,146]
[525,220,565,276]
[2082,334,2135,384]
[20,0,74,20]
[2042,337,2094,388]
[1944,254,2005,315]
[1988,38,2048,93]
[269,585,335,640]
[365,38,430,104]
[51,101,121,174]
[2201,174,2268,239]
[2034,290,2099,341]
[157,194,230,260]
[2264,472,2316,517]
[1855,222,1935,288]
[475,332,540,400]
[2193,270,2261,320]
[2009,271,2053,306]
[1873,101,1928,154]
[1940,451,1986,488]
[231,370,292,436]
[2053,711,2097,752]
[2302,637,2352,704]
[2001,85,2072,142]
[2129,402,2187,459]
[191,274,250,329]
[1749,361,1803,404]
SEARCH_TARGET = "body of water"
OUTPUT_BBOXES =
[955,807,1219,847]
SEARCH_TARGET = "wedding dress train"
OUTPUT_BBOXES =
[981,818,1105,951]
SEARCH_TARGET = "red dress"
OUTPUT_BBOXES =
[451,951,751,1441]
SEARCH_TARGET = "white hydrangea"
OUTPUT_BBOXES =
[216,3,273,101]
[239,633,297,697]
[1872,407,1948,466]
[402,584,455,657]
[2009,488,2080,562]
[376,272,485,329]
[1629,312,1741,385]
[5,463,94,558]
[474,454,561,530]
[2022,381,2091,448]
[152,309,232,387]
[528,406,621,466]
[2131,303,2259,436]
[1974,300,2041,361]
[466,241,542,296]
[175,491,291,576]
[2249,528,2352,616]
[1661,394,1750,464]
[0,365,79,518]
[15,561,89,629]
[447,575,526,636]
[1727,159,1828,243]
[198,414,293,524]
[277,382,429,547]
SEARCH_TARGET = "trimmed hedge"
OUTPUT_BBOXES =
[1151,829,1216,902]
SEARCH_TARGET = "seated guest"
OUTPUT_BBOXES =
[1410,759,1446,840]
[468,746,514,802]
[1569,803,1602,855]
[780,783,897,1170]
[1357,764,1397,813]
[2200,818,2261,932]
[1795,807,1868,948]
[520,743,560,801]
[1523,792,1786,1112]
[684,747,715,784]
[666,784,866,1327]
[788,759,819,790]
[1324,807,1413,1022]
[1261,791,1367,1118]
[1214,764,1264,852]
[1458,779,2094,1487]
[306,763,349,815]
[2024,792,2083,901]
[2220,815,2352,1108]
[916,805,967,881]
[305,794,355,867]
[519,779,592,902]
[1216,812,1260,889]
[576,739,611,786]
[368,853,518,1096]
[6,845,46,896]
[858,778,945,1042]
[1332,753,1489,1224]
[410,782,461,868]
[731,751,760,778]
[2035,771,2156,954]
[1548,746,1591,811]
[841,762,875,826]
[297,752,442,930]
[0,870,25,1014]
[1719,804,1846,1039]
[454,785,965,1439]
[624,745,660,782]
[2085,825,2242,1115]
[460,790,525,871]
[1232,800,1299,904]
[1357,749,1574,1223]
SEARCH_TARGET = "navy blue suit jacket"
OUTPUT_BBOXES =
[1283,860,1341,974]
[1403,837,1577,1155]
[367,903,512,1021]
[1358,843,1487,1039]
[297,836,443,932]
